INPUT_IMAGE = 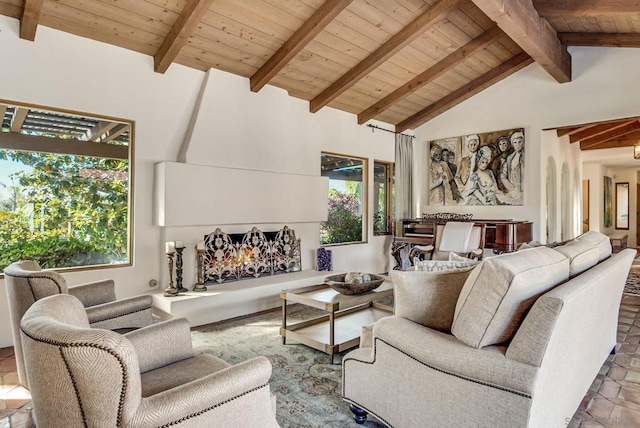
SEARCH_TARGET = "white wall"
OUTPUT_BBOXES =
[0,16,394,346]
[414,46,640,241]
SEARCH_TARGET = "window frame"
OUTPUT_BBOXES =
[373,160,394,236]
[0,98,135,274]
[320,151,368,246]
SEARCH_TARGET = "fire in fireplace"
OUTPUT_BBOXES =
[202,226,301,284]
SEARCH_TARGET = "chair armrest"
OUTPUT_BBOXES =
[85,295,154,328]
[136,356,278,427]
[68,279,116,307]
[125,318,194,373]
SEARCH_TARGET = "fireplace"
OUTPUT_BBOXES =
[202,226,301,284]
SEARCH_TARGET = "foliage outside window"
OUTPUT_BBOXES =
[373,161,393,235]
[320,153,366,245]
[0,100,133,272]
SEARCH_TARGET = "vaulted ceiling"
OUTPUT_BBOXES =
[2,0,640,141]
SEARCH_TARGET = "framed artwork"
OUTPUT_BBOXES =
[428,127,525,206]
[604,176,613,227]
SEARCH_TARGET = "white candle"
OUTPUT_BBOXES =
[196,240,205,251]
[175,240,184,248]
[165,241,175,254]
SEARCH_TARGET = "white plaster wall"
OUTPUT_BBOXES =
[0,16,394,346]
[414,46,640,241]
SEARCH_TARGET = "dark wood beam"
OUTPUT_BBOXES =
[534,1,640,16]
[357,25,502,125]
[0,132,129,160]
[471,0,571,83]
[154,0,215,74]
[580,138,640,150]
[250,0,352,93]
[569,120,637,143]
[558,33,640,48]
[580,124,640,149]
[556,126,582,137]
[309,0,462,113]
[395,52,532,132]
[20,0,43,41]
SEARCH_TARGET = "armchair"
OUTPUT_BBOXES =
[20,294,279,427]
[409,221,485,263]
[4,260,156,388]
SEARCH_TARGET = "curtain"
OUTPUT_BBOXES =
[394,133,414,220]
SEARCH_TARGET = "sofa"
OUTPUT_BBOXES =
[342,231,634,427]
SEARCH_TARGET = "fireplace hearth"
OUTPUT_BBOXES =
[202,226,301,284]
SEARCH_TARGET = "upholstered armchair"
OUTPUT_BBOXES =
[4,260,156,388]
[20,294,280,427]
[409,221,485,263]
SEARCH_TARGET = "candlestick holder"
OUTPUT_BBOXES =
[193,248,207,292]
[163,252,179,297]
[175,246,188,293]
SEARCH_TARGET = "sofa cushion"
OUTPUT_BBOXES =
[451,246,570,348]
[575,231,612,261]
[391,267,477,332]
[552,239,599,277]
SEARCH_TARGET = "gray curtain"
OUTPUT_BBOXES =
[394,133,413,220]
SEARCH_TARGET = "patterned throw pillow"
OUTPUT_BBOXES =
[413,257,479,272]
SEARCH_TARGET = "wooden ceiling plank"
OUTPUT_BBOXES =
[357,24,502,124]
[559,32,640,48]
[10,108,29,133]
[154,0,215,74]
[580,123,640,148]
[470,0,571,83]
[309,0,463,113]
[250,0,352,92]
[395,52,533,132]
[20,0,43,41]
[569,120,637,143]
[534,0,640,17]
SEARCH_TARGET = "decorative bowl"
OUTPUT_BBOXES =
[324,273,385,295]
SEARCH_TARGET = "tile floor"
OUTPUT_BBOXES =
[2,295,640,427]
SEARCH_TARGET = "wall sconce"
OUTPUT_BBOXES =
[635,141,640,159]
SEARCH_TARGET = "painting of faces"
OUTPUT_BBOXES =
[428,128,525,206]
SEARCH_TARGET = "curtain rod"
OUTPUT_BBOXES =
[367,124,415,139]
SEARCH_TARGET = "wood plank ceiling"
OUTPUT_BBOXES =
[1,0,639,145]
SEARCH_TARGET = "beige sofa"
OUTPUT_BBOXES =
[342,231,634,427]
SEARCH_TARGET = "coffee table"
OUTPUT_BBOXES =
[280,280,393,363]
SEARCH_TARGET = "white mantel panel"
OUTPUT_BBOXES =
[155,162,328,226]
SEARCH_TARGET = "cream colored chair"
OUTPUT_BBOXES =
[20,294,279,427]
[4,260,156,388]
[409,221,485,263]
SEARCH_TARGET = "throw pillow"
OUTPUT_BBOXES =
[575,231,612,261]
[451,246,570,348]
[552,239,599,277]
[390,267,477,332]
[413,257,480,271]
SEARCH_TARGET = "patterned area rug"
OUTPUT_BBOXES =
[625,265,640,295]
[191,304,385,428]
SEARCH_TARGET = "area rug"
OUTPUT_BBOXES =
[625,266,640,295]
[191,304,384,427]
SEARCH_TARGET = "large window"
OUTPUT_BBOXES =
[373,161,393,235]
[320,153,366,245]
[0,99,133,272]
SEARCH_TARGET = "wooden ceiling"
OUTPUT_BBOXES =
[1,1,639,136]
[554,117,640,151]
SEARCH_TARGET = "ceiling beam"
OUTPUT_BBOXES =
[0,132,129,160]
[154,0,215,74]
[84,121,120,142]
[0,104,7,128]
[558,33,640,48]
[10,108,29,133]
[309,0,462,113]
[534,0,640,17]
[569,120,637,143]
[580,138,640,151]
[357,25,502,125]
[250,0,352,93]
[101,124,129,143]
[555,126,582,137]
[470,0,571,83]
[579,123,640,149]
[395,52,532,132]
[19,0,43,41]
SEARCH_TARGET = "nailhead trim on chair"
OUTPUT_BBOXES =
[3,272,64,302]
[158,383,271,427]
[59,347,89,428]
[89,307,152,324]
[21,328,128,427]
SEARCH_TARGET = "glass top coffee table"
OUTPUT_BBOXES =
[280,280,393,363]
